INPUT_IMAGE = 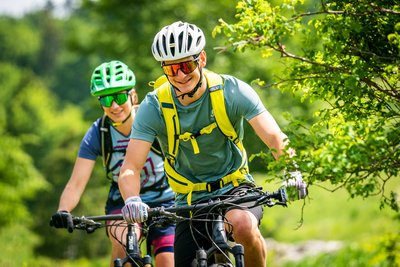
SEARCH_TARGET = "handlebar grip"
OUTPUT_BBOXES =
[277,187,288,203]
[269,187,288,204]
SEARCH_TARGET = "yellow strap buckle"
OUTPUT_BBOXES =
[179,132,200,154]
[200,123,217,135]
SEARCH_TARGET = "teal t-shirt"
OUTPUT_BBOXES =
[131,74,266,205]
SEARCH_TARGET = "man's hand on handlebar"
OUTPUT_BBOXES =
[121,196,149,223]
[283,169,308,201]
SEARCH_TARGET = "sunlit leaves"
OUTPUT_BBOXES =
[216,0,400,211]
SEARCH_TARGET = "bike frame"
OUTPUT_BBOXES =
[149,186,288,267]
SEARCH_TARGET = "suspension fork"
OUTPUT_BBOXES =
[212,214,244,266]
[114,223,153,267]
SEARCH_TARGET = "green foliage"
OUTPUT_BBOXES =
[0,21,106,260]
[0,135,48,225]
[216,0,400,211]
[0,17,41,65]
[0,63,48,265]
[24,255,109,267]
[0,224,42,266]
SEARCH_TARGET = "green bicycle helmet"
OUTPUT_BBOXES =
[90,60,136,97]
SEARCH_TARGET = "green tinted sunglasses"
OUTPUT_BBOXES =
[98,92,130,107]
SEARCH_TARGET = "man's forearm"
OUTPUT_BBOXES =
[118,168,141,200]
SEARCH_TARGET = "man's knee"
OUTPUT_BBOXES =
[227,209,260,240]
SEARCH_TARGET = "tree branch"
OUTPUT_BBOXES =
[361,77,400,100]
[288,2,400,23]
[369,3,400,15]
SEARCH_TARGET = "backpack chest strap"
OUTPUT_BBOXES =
[178,122,217,154]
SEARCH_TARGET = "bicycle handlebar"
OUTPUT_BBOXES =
[146,186,288,228]
[150,186,287,215]
[67,186,288,233]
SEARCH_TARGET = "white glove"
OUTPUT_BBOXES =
[121,196,149,223]
[283,170,308,200]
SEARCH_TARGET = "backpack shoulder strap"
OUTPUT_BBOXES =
[151,75,169,89]
[156,83,180,161]
[99,114,113,178]
[205,72,239,144]
[150,138,164,158]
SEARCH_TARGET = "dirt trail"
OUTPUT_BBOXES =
[265,238,344,263]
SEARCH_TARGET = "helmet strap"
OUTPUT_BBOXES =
[110,112,131,127]
[175,68,203,99]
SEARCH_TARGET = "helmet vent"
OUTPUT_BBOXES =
[169,34,175,57]
[162,35,167,58]
[196,36,202,47]
[178,32,184,54]
[187,34,193,53]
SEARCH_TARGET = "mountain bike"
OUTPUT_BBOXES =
[147,186,289,267]
[51,186,289,266]
[51,214,153,267]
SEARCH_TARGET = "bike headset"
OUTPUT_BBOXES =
[151,21,205,99]
[90,60,136,127]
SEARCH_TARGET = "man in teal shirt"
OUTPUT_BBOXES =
[119,21,306,266]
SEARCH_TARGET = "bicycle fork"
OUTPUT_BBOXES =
[114,224,152,267]
[196,215,245,267]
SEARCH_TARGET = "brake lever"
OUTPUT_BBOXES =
[255,193,288,208]
[73,216,101,233]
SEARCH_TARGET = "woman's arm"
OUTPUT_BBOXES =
[57,157,95,212]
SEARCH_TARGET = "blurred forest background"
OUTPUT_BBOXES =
[0,0,398,266]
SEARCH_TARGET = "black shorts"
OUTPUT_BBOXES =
[174,184,264,266]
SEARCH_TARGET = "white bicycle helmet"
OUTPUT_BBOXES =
[151,21,206,61]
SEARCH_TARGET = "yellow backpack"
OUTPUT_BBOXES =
[153,70,249,205]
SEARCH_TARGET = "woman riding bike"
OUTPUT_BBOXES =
[50,60,175,267]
